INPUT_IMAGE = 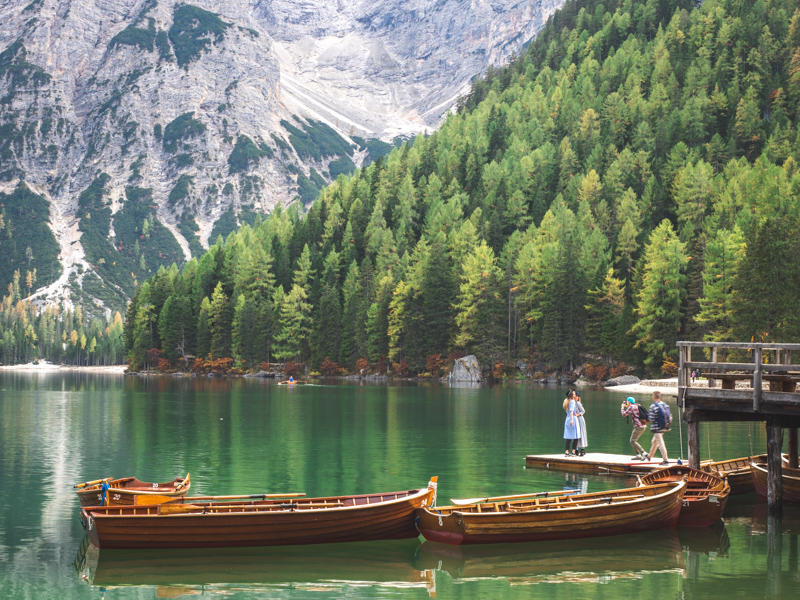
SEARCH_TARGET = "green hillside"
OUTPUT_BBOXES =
[127,0,800,375]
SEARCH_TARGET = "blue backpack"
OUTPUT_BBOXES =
[655,401,672,430]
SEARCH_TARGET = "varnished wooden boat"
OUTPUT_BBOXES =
[81,478,438,549]
[639,465,730,527]
[700,454,767,494]
[415,481,685,545]
[751,461,800,504]
[74,474,190,507]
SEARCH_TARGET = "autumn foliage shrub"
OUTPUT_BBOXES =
[320,357,344,376]
[355,357,369,373]
[610,362,629,378]
[191,357,207,373]
[426,353,443,376]
[284,361,302,378]
[394,358,410,376]
[584,364,609,381]
[661,357,678,377]
[156,357,172,372]
[209,357,233,374]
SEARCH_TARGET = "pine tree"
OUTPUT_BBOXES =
[453,241,503,370]
[196,296,212,358]
[631,220,688,369]
[209,282,232,358]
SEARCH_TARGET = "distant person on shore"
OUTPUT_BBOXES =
[621,396,648,460]
[574,391,587,456]
[642,391,672,466]
[563,391,581,457]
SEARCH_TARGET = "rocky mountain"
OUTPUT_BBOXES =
[0,0,563,313]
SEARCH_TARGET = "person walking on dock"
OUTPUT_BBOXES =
[563,391,581,457]
[621,397,647,460]
[643,391,672,466]
[574,391,587,456]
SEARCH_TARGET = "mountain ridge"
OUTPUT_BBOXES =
[0,0,561,313]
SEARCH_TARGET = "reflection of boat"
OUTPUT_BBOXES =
[676,521,731,555]
[745,501,800,534]
[639,466,730,527]
[74,536,432,592]
[74,474,190,507]
[701,455,766,494]
[751,461,800,504]
[416,481,685,545]
[82,478,437,549]
[415,530,685,582]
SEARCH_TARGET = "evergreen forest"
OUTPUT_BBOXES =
[0,268,125,365]
[125,0,800,376]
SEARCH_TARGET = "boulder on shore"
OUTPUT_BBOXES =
[603,375,640,387]
[450,355,482,382]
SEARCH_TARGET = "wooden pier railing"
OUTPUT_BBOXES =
[676,341,800,515]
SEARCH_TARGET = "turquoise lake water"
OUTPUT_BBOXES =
[0,372,798,599]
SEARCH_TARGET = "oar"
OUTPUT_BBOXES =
[450,489,580,506]
[73,477,112,489]
[179,493,306,502]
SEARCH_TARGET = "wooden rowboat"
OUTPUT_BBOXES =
[639,465,730,527]
[700,454,767,494]
[751,461,800,504]
[74,474,190,507]
[415,481,685,545]
[81,478,438,549]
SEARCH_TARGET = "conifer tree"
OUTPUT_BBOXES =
[631,220,688,368]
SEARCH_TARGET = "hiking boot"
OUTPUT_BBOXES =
[579,449,586,456]
[659,460,669,466]
[642,453,650,461]
[631,454,643,460]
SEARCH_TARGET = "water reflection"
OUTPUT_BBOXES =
[416,530,685,584]
[75,537,434,595]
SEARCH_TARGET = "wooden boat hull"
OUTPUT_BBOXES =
[639,465,729,527]
[701,455,766,495]
[75,475,190,507]
[82,482,436,549]
[751,462,800,504]
[416,482,684,545]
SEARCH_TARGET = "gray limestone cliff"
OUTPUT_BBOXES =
[0,0,563,312]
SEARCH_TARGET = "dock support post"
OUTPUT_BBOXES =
[754,345,763,412]
[687,415,700,469]
[789,428,799,469]
[767,514,783,599]
[766,422,783,516]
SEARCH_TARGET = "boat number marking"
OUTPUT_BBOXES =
[113,494,120,501]
[438,515,443,527]
[683,501,690,507]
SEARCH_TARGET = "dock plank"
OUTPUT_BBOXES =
[525,453,685,475]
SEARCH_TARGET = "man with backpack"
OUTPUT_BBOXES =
[621,397,649,460]
[643,391,672,466]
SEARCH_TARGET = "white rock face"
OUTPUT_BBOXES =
[450,355,482,382]
[0,0,563,306]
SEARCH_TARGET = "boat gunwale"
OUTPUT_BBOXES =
[425,481,685,519]
[750,461,800,482]
[76,475,190,496]
[82,486,433,519]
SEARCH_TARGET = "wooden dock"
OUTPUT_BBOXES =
[525,453,684,475]
[678,341,800,515]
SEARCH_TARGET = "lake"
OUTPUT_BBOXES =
[0,372,798,599]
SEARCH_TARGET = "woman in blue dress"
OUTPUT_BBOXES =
[563,390,581,456]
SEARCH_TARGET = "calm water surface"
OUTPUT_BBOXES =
[0,372,798,599]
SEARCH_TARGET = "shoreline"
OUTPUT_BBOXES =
[602,378,679,397]
[0,362,127,373]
